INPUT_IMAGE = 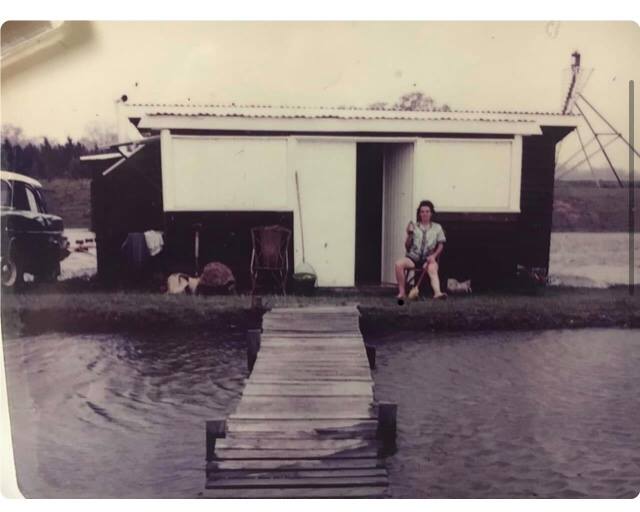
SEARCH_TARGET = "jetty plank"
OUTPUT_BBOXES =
[200,486,389,499]
[215,437,375,451]
[206,475,388,489]
[225,418,378,432]
[207,458,385,472]
[213,448,379,460]
[209,468,388,480]
[242,382,374,397]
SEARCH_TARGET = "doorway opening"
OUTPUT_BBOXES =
[355,143,384,285]
[355,142,415,286]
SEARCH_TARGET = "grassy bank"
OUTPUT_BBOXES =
[1,287,638,338]
[1,292,263,337]
[40,178,91,228]
[358,286,639,334]
[553,181,639,232]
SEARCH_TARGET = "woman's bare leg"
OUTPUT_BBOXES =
[395,257,415,298]
[426,261,446,298]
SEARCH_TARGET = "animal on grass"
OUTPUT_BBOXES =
[166,262,236,295]
[447,278,472,294]
[166,273,199,294]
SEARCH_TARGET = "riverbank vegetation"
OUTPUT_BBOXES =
[2,286,637,338]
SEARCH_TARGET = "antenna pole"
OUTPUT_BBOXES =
[575,127,601,187]
[579,93,640,159]
[575,101,624,187]
[562,51,581,114]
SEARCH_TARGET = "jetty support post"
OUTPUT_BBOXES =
[365,344,376,370]
[247,329,261,373]
[206,419,227,462]
[377,401,397,454]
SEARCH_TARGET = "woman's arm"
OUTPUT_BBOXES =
[405,233,413,251]
[404,221,414,251]
[428,242,444,263]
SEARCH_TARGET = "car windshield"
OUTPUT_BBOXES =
[25,185,41,213]
[1,180,12,207]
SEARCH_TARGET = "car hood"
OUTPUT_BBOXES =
[1,210,64,233]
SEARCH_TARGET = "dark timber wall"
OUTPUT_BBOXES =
[434,127,572,291]
[517,127,573,271]
[163,211,294,291]
[434,213,519,291]
[89,143,164,284]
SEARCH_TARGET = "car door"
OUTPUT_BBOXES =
[9,182,59,268]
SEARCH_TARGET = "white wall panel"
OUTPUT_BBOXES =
[414,139,518,212]
[165,136,289,211]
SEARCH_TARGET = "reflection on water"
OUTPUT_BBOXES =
[4,328,640,498]
[370,328,640,498]
[4,331,247,498]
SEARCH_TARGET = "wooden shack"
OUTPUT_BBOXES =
[87,104,577,291]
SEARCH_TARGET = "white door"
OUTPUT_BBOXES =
[295,140,357,287]
[381,143,414,284]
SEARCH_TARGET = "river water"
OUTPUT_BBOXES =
[3,328,640,498]
[370,328,640,498]
[3,331,247,498]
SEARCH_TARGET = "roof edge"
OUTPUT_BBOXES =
[1,170,43,188]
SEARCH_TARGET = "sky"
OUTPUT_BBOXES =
[1,20,639,178]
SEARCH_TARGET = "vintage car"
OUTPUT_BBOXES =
[1,170,69,288]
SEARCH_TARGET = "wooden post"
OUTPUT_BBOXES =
[205,419,226,462]
[377,401,397,455]
[247,329,261,373]
[251,296,263,309]
[365,344,376,370]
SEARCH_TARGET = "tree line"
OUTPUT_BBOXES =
[1,123,117,180]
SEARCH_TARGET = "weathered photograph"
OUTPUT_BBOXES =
[1,20,639,499]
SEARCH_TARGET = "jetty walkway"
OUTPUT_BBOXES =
[204,305,393,498]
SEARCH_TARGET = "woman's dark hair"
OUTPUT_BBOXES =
[416,200,436,221]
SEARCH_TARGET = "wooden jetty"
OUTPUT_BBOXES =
[204,305,395,499]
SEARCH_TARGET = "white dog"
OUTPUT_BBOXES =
[166,273,200,294]
[447,278,472,294]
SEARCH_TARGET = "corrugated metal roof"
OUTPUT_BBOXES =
[127,102,573,116]
[125,103,576,124]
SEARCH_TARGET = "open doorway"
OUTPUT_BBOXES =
[355,143,383,285]
[356,142,415,286]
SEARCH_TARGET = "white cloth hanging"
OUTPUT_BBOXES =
[144,230,164,257]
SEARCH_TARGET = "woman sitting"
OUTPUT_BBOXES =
[395,200,447,301]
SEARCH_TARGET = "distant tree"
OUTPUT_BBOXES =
[1,123,28,146]
[1,138,14,169]
[78,121,118,151]
[368,101,388,110]
[369,91,451,111]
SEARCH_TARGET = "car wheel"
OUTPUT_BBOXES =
[1,254,23,289]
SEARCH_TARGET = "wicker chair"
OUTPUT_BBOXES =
[250,225,291,295]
